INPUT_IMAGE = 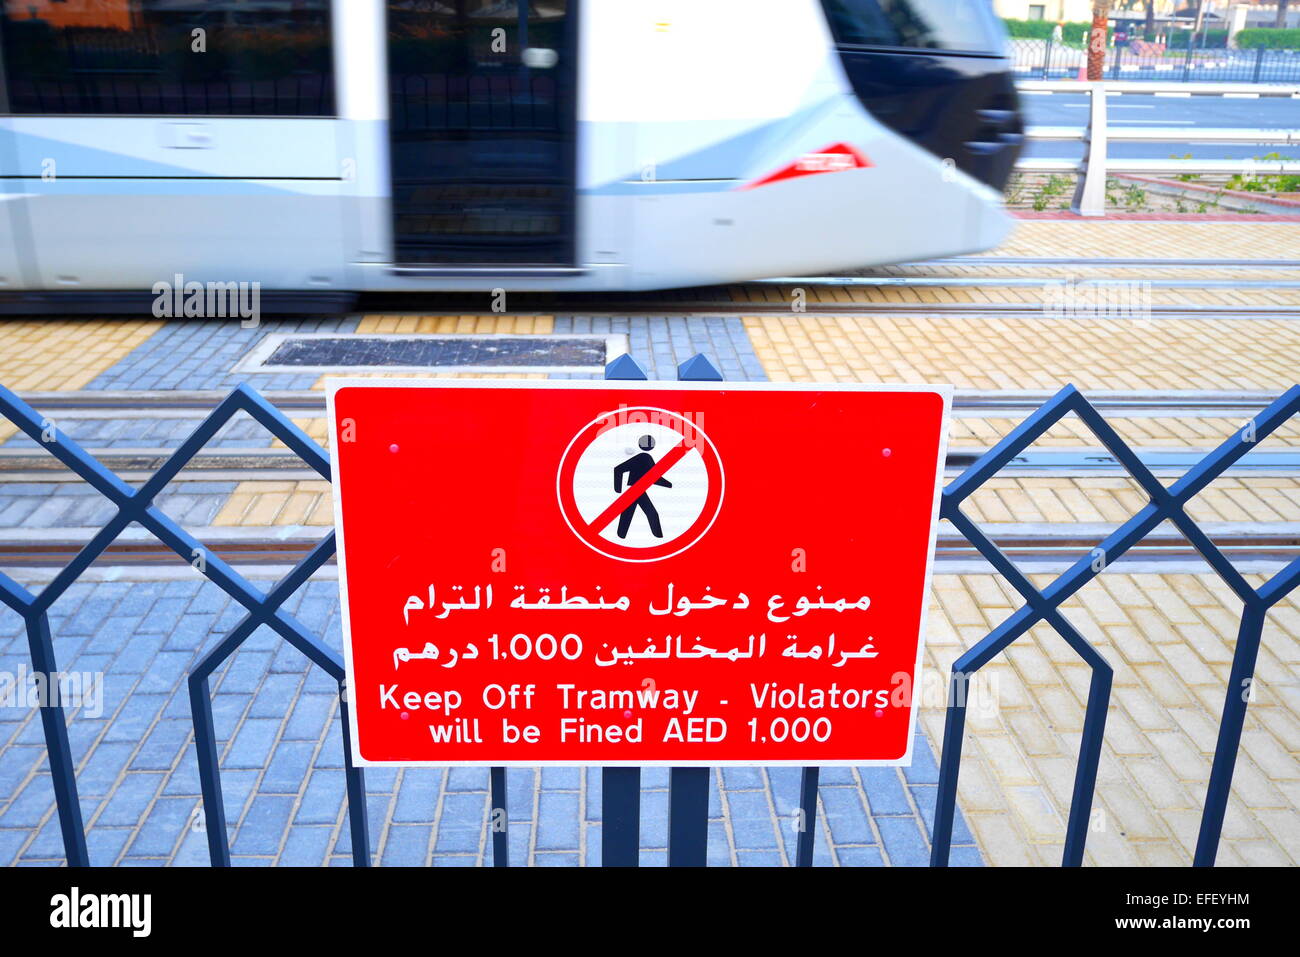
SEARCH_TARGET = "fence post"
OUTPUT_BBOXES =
[1182,38,1194,81]
[25,609,89,866]
[796,767,820,866]
[600,351,725,867]
[601,351,737,866]
[1071,81,1108,217]
[490,765,508,866]
[600,353,650,867]
[337,688,372,867]
[1252,46,1264,84]
[1193,603,1266,865]
[189,672,231,866]
[666,353,725,866]
[1042,36,1052,80]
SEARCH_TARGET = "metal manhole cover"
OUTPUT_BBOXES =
[235,333,627,374]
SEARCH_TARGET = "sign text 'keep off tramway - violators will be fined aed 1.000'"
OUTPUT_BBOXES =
[327,380,950,767]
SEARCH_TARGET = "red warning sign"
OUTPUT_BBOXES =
[328,380,949,767]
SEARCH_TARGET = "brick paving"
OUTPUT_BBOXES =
[924,573,1300,867]
[993,219,1300,262]
[744,315,1300,391]
[84,318,362,392]
[0,482,237,531]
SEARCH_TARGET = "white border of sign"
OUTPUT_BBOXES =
[326,377,952,768]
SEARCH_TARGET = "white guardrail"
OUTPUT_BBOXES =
[1013,80,1300,215]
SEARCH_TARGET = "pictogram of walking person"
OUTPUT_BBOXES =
[613,435,672,538]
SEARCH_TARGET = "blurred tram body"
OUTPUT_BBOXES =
[0,1,1023,304]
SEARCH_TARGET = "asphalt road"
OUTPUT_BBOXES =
[1018,89,1299,161]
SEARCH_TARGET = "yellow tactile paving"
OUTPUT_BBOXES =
[0,319,162,391]
[213,480,334,528]
[355,315,555,335]
[211,481,326,526]
[0,318,164,443]
[744,315,1300,391]
[923,572,1300,866]
[992,220,1300,263]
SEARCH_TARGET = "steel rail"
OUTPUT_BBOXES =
[2,527,1294,566]
[13,389,1293,415]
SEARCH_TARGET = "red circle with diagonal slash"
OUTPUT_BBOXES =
[556,406,724,563]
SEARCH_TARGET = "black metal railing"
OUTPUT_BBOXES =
[1,367,1296,867]
[1010,36,1300,83]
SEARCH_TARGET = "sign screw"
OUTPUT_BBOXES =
[881,448,892,458]
[389,443,400,453]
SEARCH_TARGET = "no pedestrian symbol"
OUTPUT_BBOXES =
[557,406,724,562]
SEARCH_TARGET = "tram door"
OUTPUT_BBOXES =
[386,1,576,268]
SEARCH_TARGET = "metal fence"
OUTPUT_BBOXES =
[1010,36,1300,83]
[1,363,1297,867]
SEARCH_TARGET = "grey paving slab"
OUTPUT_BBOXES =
[0,483,237,531]
[69,315,766,394]
[83,318,361,392]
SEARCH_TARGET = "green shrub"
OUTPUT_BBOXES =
[1237,28,1300,50]
[1001,18,1098,47]
[1166,29,1229,50]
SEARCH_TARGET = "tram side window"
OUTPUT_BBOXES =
[821,0,1003,53]
[0,1,334,115]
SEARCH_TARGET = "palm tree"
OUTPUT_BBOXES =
[1087,0,1112,80]
[1277,0,1291,29]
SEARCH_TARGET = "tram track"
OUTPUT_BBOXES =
[751,275,1300,290]
[354,294,1300,319]
[356,256,1300,313]
[5,390,1297,481]
[6,256,1297,320]
[11,388,1292,416]
[0,524,1293,567]
[1,445,1298,482]
[927,256,1300,270]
